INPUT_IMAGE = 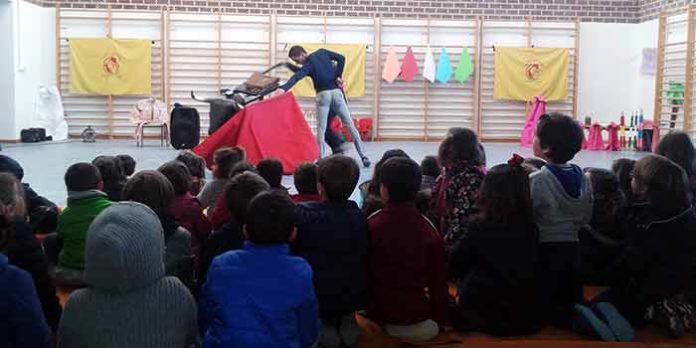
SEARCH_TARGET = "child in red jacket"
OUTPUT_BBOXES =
[367,157,449,342]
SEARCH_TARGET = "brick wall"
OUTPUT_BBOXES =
[25,0,695,23]
[639,0,695,21]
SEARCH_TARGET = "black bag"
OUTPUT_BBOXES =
[170,105,201,150]
[20,128,47,143]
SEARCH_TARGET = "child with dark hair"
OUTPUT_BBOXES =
[92,155,126,202]
[116,154,136,177]
[158,161,211,271]
[0,173,52,348]
[420,155,440,191]
[451,155,542,336]
[292,162,321,203]
[656,132,696,206]
[257,158,285,190]
[578,168,627,285]
[432,127,486,246]
[208,161,258,230]
[0,173,62,335]
[55,163,112,285]
[293,155,368,348]
[176,150,207,196]
[197,172,270,286]
[367,157,449,342]
[199,190,320,347]
[611,159,636,203]
[590,155,696,329]
[362,149,411,216]
[531,113,592,326]
[0,154,59,234]
[197,147,245,211]
[123,171,194,291]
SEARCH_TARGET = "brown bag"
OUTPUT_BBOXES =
[244,73,279,93]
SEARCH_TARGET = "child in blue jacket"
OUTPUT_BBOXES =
[199,190,320,348]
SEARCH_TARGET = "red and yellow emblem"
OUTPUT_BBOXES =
[103,55,120,75]
[525,62,541,81]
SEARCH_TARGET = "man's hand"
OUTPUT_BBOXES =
[336,77,346,90]
[270,88,286,98]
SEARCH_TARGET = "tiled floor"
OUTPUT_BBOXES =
[0,139,647,205]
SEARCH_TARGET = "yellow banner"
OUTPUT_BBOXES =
[493,47,569,101]
[289,44,366,98]
[70,38,151,95]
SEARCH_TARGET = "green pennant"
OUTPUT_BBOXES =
[455,47,474,84]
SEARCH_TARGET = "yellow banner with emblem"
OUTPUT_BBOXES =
[70,38,151,95]
[493,47,569,101]
[288,44,366,98]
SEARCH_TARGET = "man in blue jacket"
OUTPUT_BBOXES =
[280,46,371,167]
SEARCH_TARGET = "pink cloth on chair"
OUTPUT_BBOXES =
[586,123,605,151]
[520,96,547,147]
[605,122,620,151]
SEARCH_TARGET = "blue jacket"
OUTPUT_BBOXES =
[199,242,320,348]
[281,49,345,93]
[293,200,369,322]
[0,253,51,348]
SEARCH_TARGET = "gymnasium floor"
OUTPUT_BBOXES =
[0,139,647,205]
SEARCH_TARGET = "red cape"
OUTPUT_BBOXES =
[193,92,319,174]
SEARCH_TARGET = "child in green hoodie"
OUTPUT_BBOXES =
[55,163,112,285]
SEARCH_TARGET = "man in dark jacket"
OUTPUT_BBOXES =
[0,155,59,234]
[293,155,368,348]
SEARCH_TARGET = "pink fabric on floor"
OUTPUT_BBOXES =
[585,123,605,151]
[605,122,620,151]
[520,96,546,148]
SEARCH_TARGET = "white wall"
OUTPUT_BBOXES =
[12,1,56,137]
[577,22,657,124]
[0,1,16,140]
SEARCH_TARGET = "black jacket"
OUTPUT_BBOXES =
[293,201,369,322]
[196,221,244,292]
[24,184,59,234]
[450,220,542,336]
[6,219,62,331]
[608,206,696,324]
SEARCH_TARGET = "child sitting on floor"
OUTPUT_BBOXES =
[294,155,369,348]
[158,161,211,271]
[176,150,207,196]
[199,190,320,347]
[530,113,592,326]
[58,202,199,348]
[432,128,486,246]
[123,171,194,291]
[197,147,245,211]
[611,159,636,204]
[420,155,439,191]
[598,155,696,328]
[656,132,696,206]
[116,154,136,178]
[197,172,269,287]
[257,158,285,190]
[451,155,542,337]
[578,168,627,285]
[92,155,126,202]
[367,157,449,342]
[292,162,321,203]
[362,149,411,217]
[209,161,258,230]
[0,173,53,348]
[55,163,113,285]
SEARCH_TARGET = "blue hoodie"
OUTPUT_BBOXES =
[0,253,51,348]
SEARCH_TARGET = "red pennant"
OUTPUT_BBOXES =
[400,47,419,82]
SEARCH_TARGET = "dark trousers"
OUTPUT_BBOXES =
[42,232,60,267]
[538,242,582,326]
